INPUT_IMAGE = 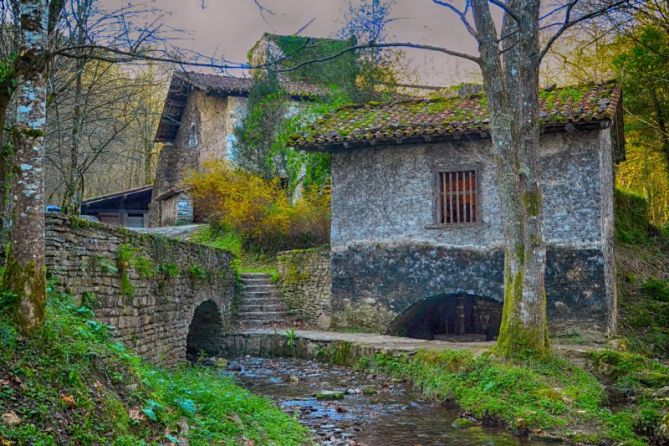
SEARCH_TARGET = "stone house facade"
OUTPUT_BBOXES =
[291,81,624,340]
[150,71,322,227]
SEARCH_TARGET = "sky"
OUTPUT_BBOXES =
[102,0,482,86]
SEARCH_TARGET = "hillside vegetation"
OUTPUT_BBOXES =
[0,285,309,446]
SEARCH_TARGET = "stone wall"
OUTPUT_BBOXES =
[330,129,616,338]
[45,213,238,366]
[149,91,236,227]
[277,247,331,328]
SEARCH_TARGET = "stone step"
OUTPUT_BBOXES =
[240,273,273,279]
[241,275,273,281]
[242,290,277,298]
[241,280,273,287]
[239,311,288,322]
[243,284,274,292]
[240,297,284,306]
[238,303,284,313]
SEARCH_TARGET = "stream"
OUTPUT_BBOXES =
[225,357,552,446]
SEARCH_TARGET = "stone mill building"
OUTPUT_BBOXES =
[291,81,624,340]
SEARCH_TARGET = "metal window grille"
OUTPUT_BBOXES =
[436,170,478,224]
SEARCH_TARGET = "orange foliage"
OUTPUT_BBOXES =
[188,161,330,253]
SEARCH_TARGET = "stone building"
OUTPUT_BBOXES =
[291,81,624,340]
[149,71,322,226]
[79,34,354,228]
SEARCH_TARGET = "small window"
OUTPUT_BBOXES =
[188,123,198,148]
[435,169,479,224]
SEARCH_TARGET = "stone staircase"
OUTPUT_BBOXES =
[238,273,289,327]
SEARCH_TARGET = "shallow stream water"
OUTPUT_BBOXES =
[227,357,550,446]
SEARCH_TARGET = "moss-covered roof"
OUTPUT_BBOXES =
[290,81,621,150]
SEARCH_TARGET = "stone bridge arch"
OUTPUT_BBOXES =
[387,293,503,341]
[185,299,225,360]
[44,213,237,366]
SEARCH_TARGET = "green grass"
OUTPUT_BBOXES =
[190,226,278,275]
[361,349,667,445]
[615,188,652,244]
[0,286,309,446]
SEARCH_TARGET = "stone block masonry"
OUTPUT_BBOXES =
[277,247,332,328]
[45,213,238,366]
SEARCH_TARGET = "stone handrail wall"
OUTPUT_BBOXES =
[45,213,237,365]
[277,247,331,328]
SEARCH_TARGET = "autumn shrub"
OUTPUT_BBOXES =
[188,160,330,254]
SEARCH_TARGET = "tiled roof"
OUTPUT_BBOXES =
[176,71,324,98]
[290,81,621,151]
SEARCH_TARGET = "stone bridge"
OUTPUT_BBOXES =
[45,214,237,366]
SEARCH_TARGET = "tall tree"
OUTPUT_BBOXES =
[0,1,20,259]
[469,0,549,355]
[3,0,58,334]
[338,0,410,101]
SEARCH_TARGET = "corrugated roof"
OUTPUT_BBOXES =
[290,81,622,151]
[81,185,153,205]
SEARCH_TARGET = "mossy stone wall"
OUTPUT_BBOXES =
[44,213,237,366]
[277,247,331,328]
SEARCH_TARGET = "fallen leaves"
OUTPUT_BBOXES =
[1,411,21,426]
[128,407,145,422]
[60,394,76,407]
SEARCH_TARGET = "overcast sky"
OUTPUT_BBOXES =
[102,0,482,86]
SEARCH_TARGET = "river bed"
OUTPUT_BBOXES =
[225,356,550,446]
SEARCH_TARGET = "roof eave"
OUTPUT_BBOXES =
[293,120,611,153]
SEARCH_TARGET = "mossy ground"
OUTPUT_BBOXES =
[616,239,669,359]
[361,348,668,445]
[0,285,309,446]
[190,226,278,275]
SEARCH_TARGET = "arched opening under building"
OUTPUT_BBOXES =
[186,300,223,360]
[388,294,503,341]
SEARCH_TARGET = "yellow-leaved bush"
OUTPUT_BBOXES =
[188,161,330,253]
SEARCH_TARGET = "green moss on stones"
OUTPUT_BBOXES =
[187,264,207,281]
[158,263,180,279]
[2,252,46,335]
[522,190,541,218]
[494,265,550,359]
[117,244,135,298]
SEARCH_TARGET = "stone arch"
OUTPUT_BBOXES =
[387,293,503,341]
[186,299,224,360]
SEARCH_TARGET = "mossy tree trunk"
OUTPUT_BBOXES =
[0,47,18,260]
[0,83,16,256]
[3,0,50,335]
[471,0,550,357]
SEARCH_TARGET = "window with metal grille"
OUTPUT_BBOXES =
[435,169,479,224]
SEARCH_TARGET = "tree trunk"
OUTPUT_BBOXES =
[0,61,17,263]
[62,63,84,214]
[3,0,49,335]
[472,0,550,357]
[0,96,15,260]
[651,91,669,175]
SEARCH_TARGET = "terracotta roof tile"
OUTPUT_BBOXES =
[290,81,621,150]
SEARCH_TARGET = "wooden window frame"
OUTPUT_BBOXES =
[429,164,483,228]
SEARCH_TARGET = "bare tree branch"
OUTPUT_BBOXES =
[274,41,481,73]
[432,0,478,37]
[539,0,633,60]
[488,0,520,23]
